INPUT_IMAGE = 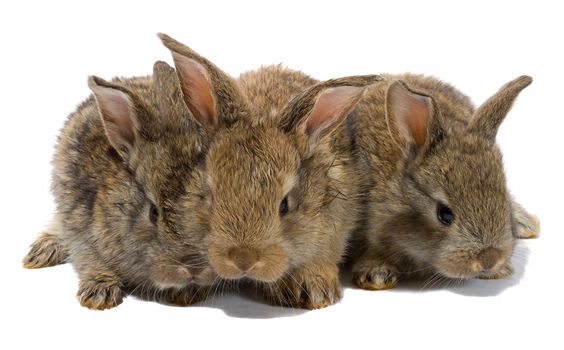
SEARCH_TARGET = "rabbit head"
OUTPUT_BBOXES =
[384,75,532,279]
[88,61,216,289]
[206,79,375,283]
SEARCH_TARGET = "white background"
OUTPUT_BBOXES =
[1,1,562,349]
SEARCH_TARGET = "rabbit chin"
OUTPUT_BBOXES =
[434,259,508,280]
[432,244,514,280]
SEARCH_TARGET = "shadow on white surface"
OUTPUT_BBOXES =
[177,244,530,318]
[192,290,308,319]
[19,241,530,319]
[343,243,531,298]
[187,280,309,318]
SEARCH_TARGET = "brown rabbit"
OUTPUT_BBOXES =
[23,61,219,309]
[158,33,382,309]
[350,74,540,290]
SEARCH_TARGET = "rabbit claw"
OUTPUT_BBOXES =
[268,264,342,309]
[23,233,68,269]
[353,263,398,290]
[77,273,124,310]
[159,287,208,306]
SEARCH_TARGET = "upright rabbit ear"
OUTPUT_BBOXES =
[280,75,381,146]
[157,33,248,135]
[152,61,192,125]
[385,80,442,152]
[467,75,532,141]
[88,76,139,158]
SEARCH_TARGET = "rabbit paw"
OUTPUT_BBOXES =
[77,273,124,310]
[512,201,540,239]
[268,264,342,309]
[23,233,68,269]
[159,286,208,306]
[352,263,398,290]
[478,263,514,280]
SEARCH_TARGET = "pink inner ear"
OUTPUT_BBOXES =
[388,83,430,147]
[305,86,364,137]
[172,52,217,130]
[94,87,135,148]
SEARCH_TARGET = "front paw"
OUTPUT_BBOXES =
[478,263,514,280]
[267,264,341,310]
[77,273,124,310]
[159,286,208,307]
[352,262,398,290]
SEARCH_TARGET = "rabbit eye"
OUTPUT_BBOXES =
[279,195,289,217]
[149,203,159,225]
[437,203,454,226]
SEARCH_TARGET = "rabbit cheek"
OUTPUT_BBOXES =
[247,245,289,282]
[434,251,479,279]
[193,267,217,285]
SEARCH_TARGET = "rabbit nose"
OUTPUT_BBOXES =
[227,247,260,273]
[473,247,502,272]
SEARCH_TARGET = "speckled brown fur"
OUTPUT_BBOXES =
[23,61,217,309]
[350,74,539,289]
[25,33,380,310]
[159,34,382,309]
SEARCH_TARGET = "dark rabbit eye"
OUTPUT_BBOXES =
[149,203,159,225]
[279,195,289,216]
[437,203,454,226]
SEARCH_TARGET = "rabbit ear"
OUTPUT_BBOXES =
[88,76,139,157]
[304,86,365,140]
[152,61,191,124]
[158,33,248,135]
[280,75,381,145]
[467,75,532,141]
[385,80,441,151]
[170,51,217,131]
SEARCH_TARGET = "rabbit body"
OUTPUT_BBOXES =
[350,74,539,289]
[24,63,217,309]
[159,34,381,309]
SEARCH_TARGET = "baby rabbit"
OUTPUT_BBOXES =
[158,33,382,309]
[351,74,540,290]
[23,61,218,309]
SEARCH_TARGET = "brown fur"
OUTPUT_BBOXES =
[159,34,382,309]
[351,74,539,289]
[23,61,217,309]
[22,229,68,269]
